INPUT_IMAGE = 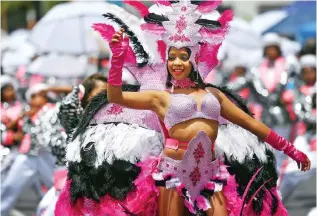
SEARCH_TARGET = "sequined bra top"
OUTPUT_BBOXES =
[164,89,221,130]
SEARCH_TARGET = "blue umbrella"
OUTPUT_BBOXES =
[264,1,316,37]
[296,21,316,44]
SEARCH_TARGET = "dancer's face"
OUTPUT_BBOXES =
[302,67,316,85]
[1,85,16,102]
[167,47,192,80]
[30,92,48,108]
[265,45,280,61]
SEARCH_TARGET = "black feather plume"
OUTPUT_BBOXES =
[103,13,149,67]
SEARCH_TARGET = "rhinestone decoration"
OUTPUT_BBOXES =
[189,166,201,186]
[176,15,187,33]
[107,104,123,115]
[193,142,205,164]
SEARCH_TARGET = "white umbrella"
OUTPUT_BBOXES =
[28,2,128,55]
[2,42,36,74]
[27,54,90,78]
[7,29,30,50]
[250,10,288,35]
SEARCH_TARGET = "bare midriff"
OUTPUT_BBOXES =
[164,118,218,160]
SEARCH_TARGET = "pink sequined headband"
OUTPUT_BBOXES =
[130,0,234,80]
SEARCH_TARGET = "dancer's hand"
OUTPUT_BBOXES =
[108,28,129,86]
[292,150,311,172]
[110,28,129,58]
[265,130,311,172]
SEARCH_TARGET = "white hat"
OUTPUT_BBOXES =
[299,55,316,68]
[25,83,49,102]
[0,75,18,90]
[262,33,281,47]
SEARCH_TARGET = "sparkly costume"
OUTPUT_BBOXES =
[0,75,26,180]
[36,86,83,216]
[278,55,316,199]
[1,103,62,216]
[0,100,25,181]
[55,1,309,215]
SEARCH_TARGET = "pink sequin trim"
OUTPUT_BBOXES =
[171,78,196,88]
[176,15,187,33]
[169,34,190,43]
[107,104,123,115]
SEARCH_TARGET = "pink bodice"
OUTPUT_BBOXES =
[164,90,221,130]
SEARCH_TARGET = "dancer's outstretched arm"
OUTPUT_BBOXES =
[209,87,311,172]
[107,29,167,114]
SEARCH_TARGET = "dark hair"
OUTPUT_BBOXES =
[263,45,282,58]
[166,47,205,89]
[81,74,107,108]
[103,13,149,67]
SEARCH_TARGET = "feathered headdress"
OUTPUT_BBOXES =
[92,0,233,83]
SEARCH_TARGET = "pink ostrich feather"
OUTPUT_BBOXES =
[198,10,233,74]
[152,0,171,6]
[197,0,222,13]
[218,10,234,27]
[123,0,150,17]
[157,40,167,61]
[141,23,166,35]
[92,23,137,65]
[91,23,115,41]
[239,166,263,215]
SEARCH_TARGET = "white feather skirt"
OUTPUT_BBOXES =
[216,123,273,164]
[66,123,164,167]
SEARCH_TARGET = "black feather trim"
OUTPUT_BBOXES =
[68,144,141,203]
[196,19,222,29]
[224,149,278,215]
[103,13,149,67]
[144,13,169,25]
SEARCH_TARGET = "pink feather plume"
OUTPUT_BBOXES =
[157,40,167,61]
[218,10,234,27]
[123,0,150,17]
[239,166,263,215]
[141,23,166,35]
[152,0,171,6]
[91,23,115,42]
[197,0,222,13]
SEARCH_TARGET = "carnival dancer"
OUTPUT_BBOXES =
[36,74,108,216]
[55,69,164,215]
[227,59,269,121]
[54,3,168,215]
[85,1,310,215]
[1,84,67,216]
[257,33,299,139]
[278,55,316,200]
[0,75,25,181]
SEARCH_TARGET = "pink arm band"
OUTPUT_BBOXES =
[108,37,129,86]
[264,130,307,164]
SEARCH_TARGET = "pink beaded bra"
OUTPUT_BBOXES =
[164,89,221,130]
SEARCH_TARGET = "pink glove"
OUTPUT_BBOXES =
[265,130,310,170]
[108,35,129,86]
